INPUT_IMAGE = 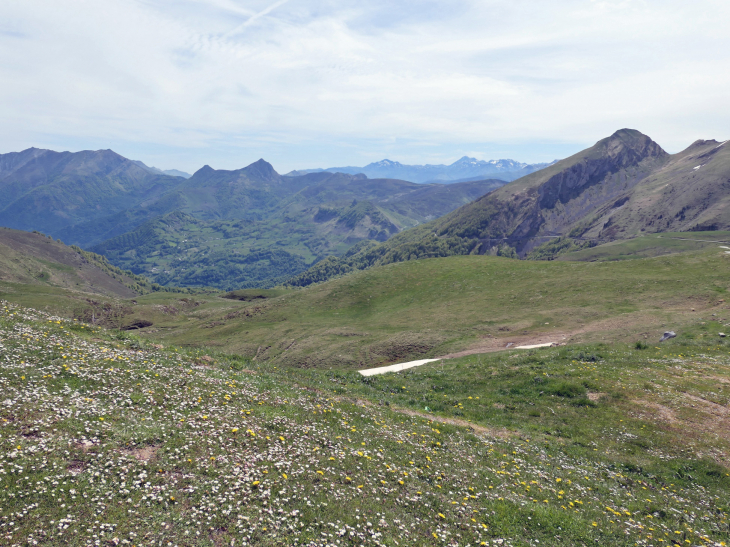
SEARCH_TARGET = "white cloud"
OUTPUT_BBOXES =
[0,0,728,171]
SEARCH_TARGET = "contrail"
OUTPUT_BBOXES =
[224,0,290,36]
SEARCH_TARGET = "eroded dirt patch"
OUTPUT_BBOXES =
[122,445,160,462]
[66,460,86,475]
[632,400,679,425]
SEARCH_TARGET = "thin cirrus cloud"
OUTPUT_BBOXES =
[0,0,728,173]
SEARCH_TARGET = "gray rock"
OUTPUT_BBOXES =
[659,331,676,342]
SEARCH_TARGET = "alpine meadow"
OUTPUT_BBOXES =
[2,1,730,546]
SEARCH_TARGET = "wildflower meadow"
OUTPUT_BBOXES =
[1,301,728,546]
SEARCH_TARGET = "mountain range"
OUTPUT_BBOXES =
[288,129,730,286]
[0,147,509,289]
[286,156,555,183]
[4,129,727,292]
[0,147,187,237]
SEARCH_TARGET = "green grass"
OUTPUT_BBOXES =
[140,246,730,368]
[290,329,730,467]
[557,231,730,262]
[2,302,729,546]
[4,244,730,372]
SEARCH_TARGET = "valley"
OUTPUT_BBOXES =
[2,130,730,546]
[0,149,507,288]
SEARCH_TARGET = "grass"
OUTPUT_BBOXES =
[290,328,730,468]
[558,231,730,262]
[139,245,730,368]
[3,243,730,372]
[2,242,730,545]
[2,301,730,546]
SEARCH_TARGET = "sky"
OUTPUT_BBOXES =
[1,0,729,174]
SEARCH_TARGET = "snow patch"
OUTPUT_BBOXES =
[514,342,555,350]
[359,358,441,377]
[693,165,702,170]
[715,140,728,149]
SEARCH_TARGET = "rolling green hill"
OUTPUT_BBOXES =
[289,129,730,286]
[6,239,711,374]
[2,236,730,545]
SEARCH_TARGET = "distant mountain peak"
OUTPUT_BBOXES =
[367,159,402,168]
[243,159,279,180]
[192,165,215,178]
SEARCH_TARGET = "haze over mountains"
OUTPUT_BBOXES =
[0,147,187,237]
[287,157,555,183]
[2,129,728,291]
[0,147,508,289]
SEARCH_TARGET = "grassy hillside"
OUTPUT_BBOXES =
[1,242,723,376]
[523,231,730,262]
[2,230,730,545]
[2,300,729,546]
[0,227,155,298]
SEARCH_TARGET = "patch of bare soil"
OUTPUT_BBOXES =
[699,374,730,385]
[632,400,679,425]
[632,395,730,467]
[437,307,720,360]
[438,333,567,359]
[122,445,160,462]
[587,392,607,402]
[681,392,730,421]
[344,396,512,439]
[66,460,86,475]
[75,440,97,452]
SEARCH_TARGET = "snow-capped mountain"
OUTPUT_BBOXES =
[286,156,556,184]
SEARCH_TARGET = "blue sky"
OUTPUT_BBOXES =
[1,0,728,173]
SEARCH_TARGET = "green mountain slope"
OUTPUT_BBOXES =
[0,148,507,289]
[84,244,728,371]
[87,170,504,289]
[290,129,730,286]
[0,148,185,235]
[0,227,150,298]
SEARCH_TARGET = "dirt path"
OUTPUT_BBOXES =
[393,405,512,439]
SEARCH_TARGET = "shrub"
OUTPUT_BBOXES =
[548,381,586,398]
